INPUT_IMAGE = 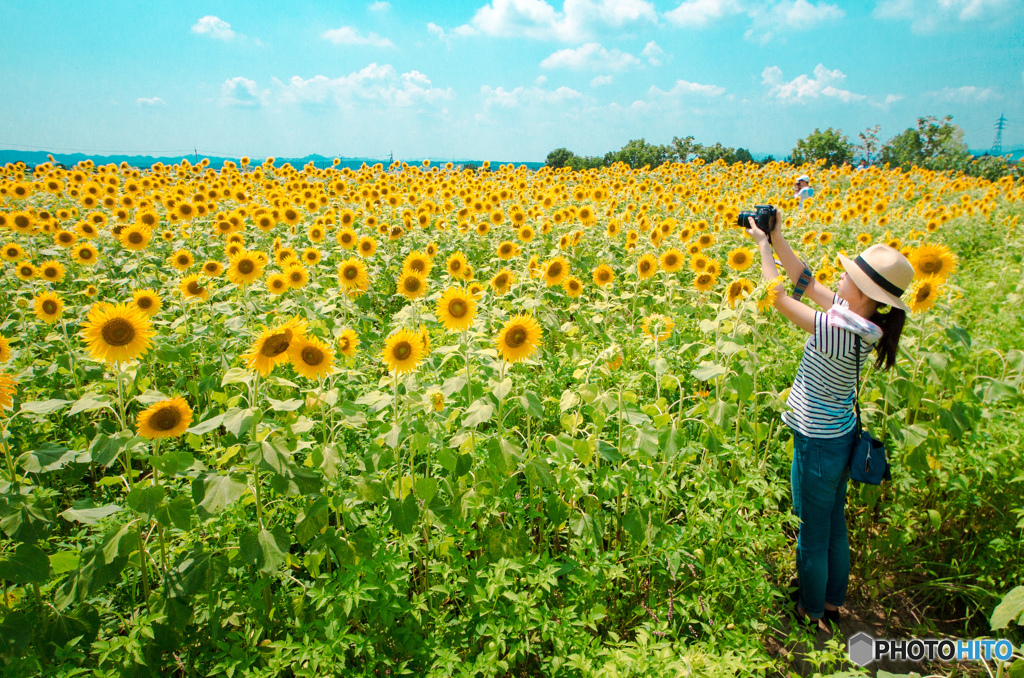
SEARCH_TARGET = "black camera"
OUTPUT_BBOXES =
[737,205,777,243]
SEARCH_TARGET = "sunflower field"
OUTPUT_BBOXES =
[0,156,1022,676]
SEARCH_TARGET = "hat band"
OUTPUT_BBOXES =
[854,255,904,298]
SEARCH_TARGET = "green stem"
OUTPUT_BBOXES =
[59,319,80,391]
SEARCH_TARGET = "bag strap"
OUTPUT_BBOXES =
[853,337,863,436]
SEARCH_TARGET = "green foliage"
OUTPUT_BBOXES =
[790,127,853,168]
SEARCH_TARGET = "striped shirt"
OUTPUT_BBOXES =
[782,294,876,438]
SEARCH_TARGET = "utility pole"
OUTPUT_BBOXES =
[194,147,198,164]
[992,114,1006,155]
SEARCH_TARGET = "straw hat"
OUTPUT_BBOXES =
[838,244,913,312]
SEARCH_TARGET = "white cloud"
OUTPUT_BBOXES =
[664,0,742,27]
[191,15,236,41]
[592,74,614,86]
[927,86,1002,103]
[665,0,842,39]
[369,1,391,11]
[762,63,865,103]
[540,42,641,71]
[651,78,726,97]
[272,64,454,108]
[428,22,446,39]
[220,77,267,107]
[455,0,657,41]
[534,74,549,85]
[480,83,583,108]
[641,41,666,66]
[322,26,395,47]
[873,0,1017,33]
[136,97,167,106]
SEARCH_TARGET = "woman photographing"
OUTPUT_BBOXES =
[745,209,914,628]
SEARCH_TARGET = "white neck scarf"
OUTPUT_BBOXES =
[826,304,883,344]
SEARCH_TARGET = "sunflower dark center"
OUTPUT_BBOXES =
[260,330,292,357]
[290,271,302,282]
[151,406,181,431]
[14,216,29,228]
[922,260,938,273]
[344,266,358,280]
[80,249,93,259]
[393,341,411,360]
[238,260,254,274]
[506,326,527,348]
[101,318,136,347]
[548,263,562,277]
[640,262,650,272]
[451,261,462,271]
[44,267,57,277]
[495,274,508,287]
[404,277,421,292]
[137,297,153,309]
[6,248,17,257]
[448,300,467,318]
[666,255,678,266]
[187,281,203,294]
[301,346,324,366]
[42,300,58,314]
[916,285,931,302]
[129,232,143,244]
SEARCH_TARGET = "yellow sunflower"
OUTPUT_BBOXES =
[302,247,322,265]
[694,272,718,293]
[180,274,209,302]
[495,314,543,364]
[636,253,657,281]
[357,236,377,258]
[0,372,17,413]
[727,278,754,307]
[0,336,10,364]
[336,227,357,249]
[908,243,957,281]
[227,251,265,286]
[659,248,684,273]
[14,261,37,280]
[402,250,432,276]
[119,223,151,251]
[243,318,308,376]
[398,270,428,300]
[446,251,469,279]
[132,289,162,317]
[436,287,476,332]
[518,225,535,243]
[336,328,359,357]
[286,264,309,289]
[33,291,64,323]
[80,302,156,364]
[496,241,520,260]
[338,257,369,292]
[382,328,425,374]
[491,268,515,295]
[170,249,194,271]
[202,260,224,277]
[137,398,193,439]
[1,243,25,262]
[289,335,336,380]
[563,275,583,298]
[543,256,569,287]
[908,278,942,313]
[39,260,66,283]
[727,247,754,272]
[592,264,615,286]
[266,273,289,295]
[641,313,675,342]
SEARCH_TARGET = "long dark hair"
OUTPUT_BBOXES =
[867,306,906,370]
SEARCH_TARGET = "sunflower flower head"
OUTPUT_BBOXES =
[80,302,156,365]
[137,398,193,439]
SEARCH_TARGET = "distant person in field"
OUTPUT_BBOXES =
[794,175,814,205]
[856,159,868,171]
[745,209,913,631]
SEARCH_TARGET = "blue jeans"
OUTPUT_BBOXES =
[790,427,853,619]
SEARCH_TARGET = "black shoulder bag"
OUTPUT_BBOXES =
[850,338,892,485]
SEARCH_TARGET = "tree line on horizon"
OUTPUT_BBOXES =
[546,115,1022,181]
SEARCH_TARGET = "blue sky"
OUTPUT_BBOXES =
[1,0,1021,162]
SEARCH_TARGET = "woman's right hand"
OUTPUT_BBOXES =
[770,209,784,240]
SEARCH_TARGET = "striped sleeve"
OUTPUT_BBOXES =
[811,295,854,360]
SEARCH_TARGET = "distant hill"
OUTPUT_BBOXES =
[0,150,545,172]
[969,146,1024,162]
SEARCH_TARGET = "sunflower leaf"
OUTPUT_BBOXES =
[192,472,248,517]
[463,400,493,427]
[267,397,303,412]
[220,368,252,387]
[59,501,123,526]
[18,399,72,416]
[69,393,112,416]
[186,413,225,435]
[0,543,50,585]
